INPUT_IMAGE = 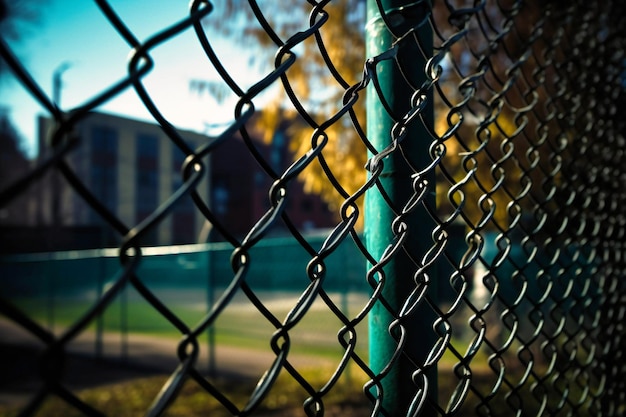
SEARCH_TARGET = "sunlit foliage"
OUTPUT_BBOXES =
[199,1,368,227]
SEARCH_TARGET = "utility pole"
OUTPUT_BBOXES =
[52,61,71,108]
[365,1,436,416]
[50,61,71,232]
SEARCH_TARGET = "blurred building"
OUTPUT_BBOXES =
[35,112,210,249]
[209,121,336,241]
[23,111,335,252]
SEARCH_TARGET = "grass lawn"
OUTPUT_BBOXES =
[7,291,494,366]
[8,290,371,361]
[3,294,597,417]
[0,363,373,417]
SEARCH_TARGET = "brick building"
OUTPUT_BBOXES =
[30,112,334,250]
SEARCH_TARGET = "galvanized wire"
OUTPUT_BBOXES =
[0,0,625,416]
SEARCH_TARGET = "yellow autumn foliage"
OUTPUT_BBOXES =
[435,107,529,229]
[211,1,369,228]
[206,1,548,233]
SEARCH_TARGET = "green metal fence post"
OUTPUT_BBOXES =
[365,1,436,415]
[95,254,105,360]
[206,244,216,377]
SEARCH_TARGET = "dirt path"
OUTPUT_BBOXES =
[0,318,334,408]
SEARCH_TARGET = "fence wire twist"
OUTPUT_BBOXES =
[0,0,625,416]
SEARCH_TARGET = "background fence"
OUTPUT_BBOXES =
[1,0,625,416]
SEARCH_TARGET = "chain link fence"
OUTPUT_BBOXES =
[1,0,625,416]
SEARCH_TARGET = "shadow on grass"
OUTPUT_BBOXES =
[0,342,603,417]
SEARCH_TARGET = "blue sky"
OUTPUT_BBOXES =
[1,1,264,158]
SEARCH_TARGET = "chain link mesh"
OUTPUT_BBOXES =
[1,0,625,416]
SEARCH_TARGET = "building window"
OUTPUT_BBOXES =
[136,133,159,170]
[300,198,313,213]
[92,126,118,156]
[271,130,285,169]
[90,126,118,219]
[171,146,196,244]
[135,134,159,224]
[172,146,187,189]
[212,176,229,215]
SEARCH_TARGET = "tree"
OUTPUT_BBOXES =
[428,0,571,234]
[194,0,368,227]
[0,0,40,75]
[0,0,38,190]
[0,108,31,225]
[196,1,569,235]
[0,0,38,40]
[0,108,28,181]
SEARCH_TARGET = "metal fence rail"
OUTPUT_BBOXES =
[1,0,625,416]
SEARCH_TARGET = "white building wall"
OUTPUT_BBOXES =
[35,112,210,247]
